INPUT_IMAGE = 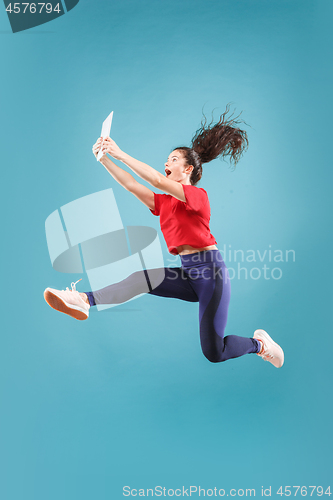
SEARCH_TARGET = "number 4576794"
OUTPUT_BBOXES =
[5,3,61,14]
[277,486,331,496]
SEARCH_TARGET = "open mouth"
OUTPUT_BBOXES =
[165,169,172,176]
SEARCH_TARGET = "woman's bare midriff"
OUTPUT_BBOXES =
[176,244,218,255]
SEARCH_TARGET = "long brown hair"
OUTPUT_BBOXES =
[174,104,249,185]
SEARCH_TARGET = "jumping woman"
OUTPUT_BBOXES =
[44,107,284,368]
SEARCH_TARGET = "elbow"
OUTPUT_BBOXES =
[126,180,136,192]
[151,174,164,189]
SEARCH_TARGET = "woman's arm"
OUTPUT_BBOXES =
[101,156,155,209]
[93,139,155,210]
[101,137,186,202]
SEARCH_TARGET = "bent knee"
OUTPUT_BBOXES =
[202,349,227,364]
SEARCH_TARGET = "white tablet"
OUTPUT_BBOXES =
[97,111,114,161]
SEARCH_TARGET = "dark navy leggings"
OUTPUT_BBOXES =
[86,249,260,363]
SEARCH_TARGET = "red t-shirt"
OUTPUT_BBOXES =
[150,184,217,255]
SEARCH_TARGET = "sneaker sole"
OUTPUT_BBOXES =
[254,329,284,368]
[44,288,89,321]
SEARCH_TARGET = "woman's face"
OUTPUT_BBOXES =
[164,150,193,183]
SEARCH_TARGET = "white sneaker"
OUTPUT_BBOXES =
[44,279,90,320]
[254,329,284,368]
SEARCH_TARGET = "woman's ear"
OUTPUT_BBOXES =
[185,164,194,175]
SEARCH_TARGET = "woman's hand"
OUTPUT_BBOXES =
[101,137,124,161]
[92,137,103,160]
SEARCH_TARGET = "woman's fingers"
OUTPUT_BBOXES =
[92,139,103,157]
[93,137,120,158]
[93,139,102,149]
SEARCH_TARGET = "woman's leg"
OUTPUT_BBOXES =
[86,267,199,306]
[181,255,260,363]
[44,267,198,320]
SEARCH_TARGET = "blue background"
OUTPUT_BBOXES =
[0,1,332,499]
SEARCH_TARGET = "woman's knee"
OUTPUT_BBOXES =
[201,344,227,363]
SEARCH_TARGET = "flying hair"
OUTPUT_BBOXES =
[191,104,249,165]
[174,104,249,185]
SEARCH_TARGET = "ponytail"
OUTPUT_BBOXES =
[175,104,249,185]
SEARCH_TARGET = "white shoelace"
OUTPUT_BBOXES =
[65,278,82,292]
[258,341,274,361]
[260,347,274,361]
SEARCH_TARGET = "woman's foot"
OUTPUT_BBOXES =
[44,280,90,320]
[254,329,284,368]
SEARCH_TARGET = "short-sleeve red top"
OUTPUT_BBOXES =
[149,184,217,255]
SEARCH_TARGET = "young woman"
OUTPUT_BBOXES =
[44,108,284,368]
